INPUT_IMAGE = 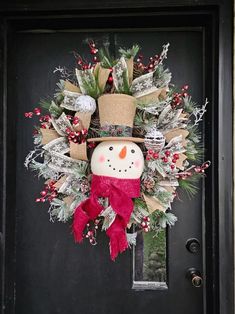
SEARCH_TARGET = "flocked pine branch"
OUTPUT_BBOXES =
[98,46,116,68]
[157,43,170,66]
[178,174,204,199]
[153,64,172,88]
[53,66,73,79]
[189,98,208,128]
[119,44,140,59]
[183,95,197,113]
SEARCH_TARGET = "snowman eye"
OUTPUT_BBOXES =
[131,149,135,153]
[109,146,113,151]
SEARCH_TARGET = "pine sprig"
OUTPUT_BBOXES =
[119,44,140,59]
[116,69,131,95]
[39,99,63,117]
[183,95,197,113]
[178,174,203,199]
[153,64,172,88]
[98,46,116,68]
[186,141,204,162]
[188,125,201,143]
[80,76,101,99]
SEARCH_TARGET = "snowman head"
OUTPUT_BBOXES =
[91,141,144,179]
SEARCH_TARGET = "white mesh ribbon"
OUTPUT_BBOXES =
[112,56,129,92]
[131,71,158,98]
[58,175,83,196]
[51,112,73,136]
[75,68,96,95]
[43,137,70,155]
[101,205,116,231]
[48,151,87,174]
[61,90,81,110]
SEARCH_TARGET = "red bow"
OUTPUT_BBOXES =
[73,174,140,260]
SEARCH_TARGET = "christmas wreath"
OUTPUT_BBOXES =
[25,41,210,260]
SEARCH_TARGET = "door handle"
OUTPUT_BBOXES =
[186,268,203,288]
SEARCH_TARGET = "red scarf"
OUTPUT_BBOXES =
[73,174,140,260]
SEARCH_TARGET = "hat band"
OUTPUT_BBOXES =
[100,124,133,138]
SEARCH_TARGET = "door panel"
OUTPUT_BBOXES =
[9,29,204,314]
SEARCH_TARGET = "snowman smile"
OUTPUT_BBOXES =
[107,159,135,173]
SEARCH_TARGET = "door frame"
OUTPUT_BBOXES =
[0,2,233,314]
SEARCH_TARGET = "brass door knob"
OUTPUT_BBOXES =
[186,268,203,288]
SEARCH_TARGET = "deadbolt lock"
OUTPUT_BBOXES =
[186,238,200,254]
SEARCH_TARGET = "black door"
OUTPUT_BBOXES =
[1,5,233,314]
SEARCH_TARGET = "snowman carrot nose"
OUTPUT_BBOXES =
[119,146,127,159]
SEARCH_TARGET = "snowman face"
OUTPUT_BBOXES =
[91,141,144,179]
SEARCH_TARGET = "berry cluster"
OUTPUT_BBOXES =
[146,149,180,171]
[171,85,189,108]
[25,107,52,129]
[140,216,151,232]
[75,40,99,70]
[65,127,88,144]
[176,161,211,180]
[35,181,57,203]
[85,219,100,245]
[39,115,51,129]
[24,107,41,118]
[136,54,160,73]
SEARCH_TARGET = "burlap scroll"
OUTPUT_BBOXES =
[143,193,165,213]
[94,63,111,92]
[40,128,60,145]
[70,142,88,161]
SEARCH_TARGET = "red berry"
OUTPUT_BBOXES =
[26,112,33,118]
[183,92,188,97]
[165,150,171,157]
[172,159,177,163]
[73,117,79,125]
[40,190,47,197]
[162,157,168,163]
[182,84,189,90]
[170,164,175,169]
[108,76,113,84]
[35,198,41,202]
[34,107,41,115]
[173,153,179,159]
[51,192,57,198]
[146,155,151,161]
[153,153,159,159]
[148,149,153,155]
